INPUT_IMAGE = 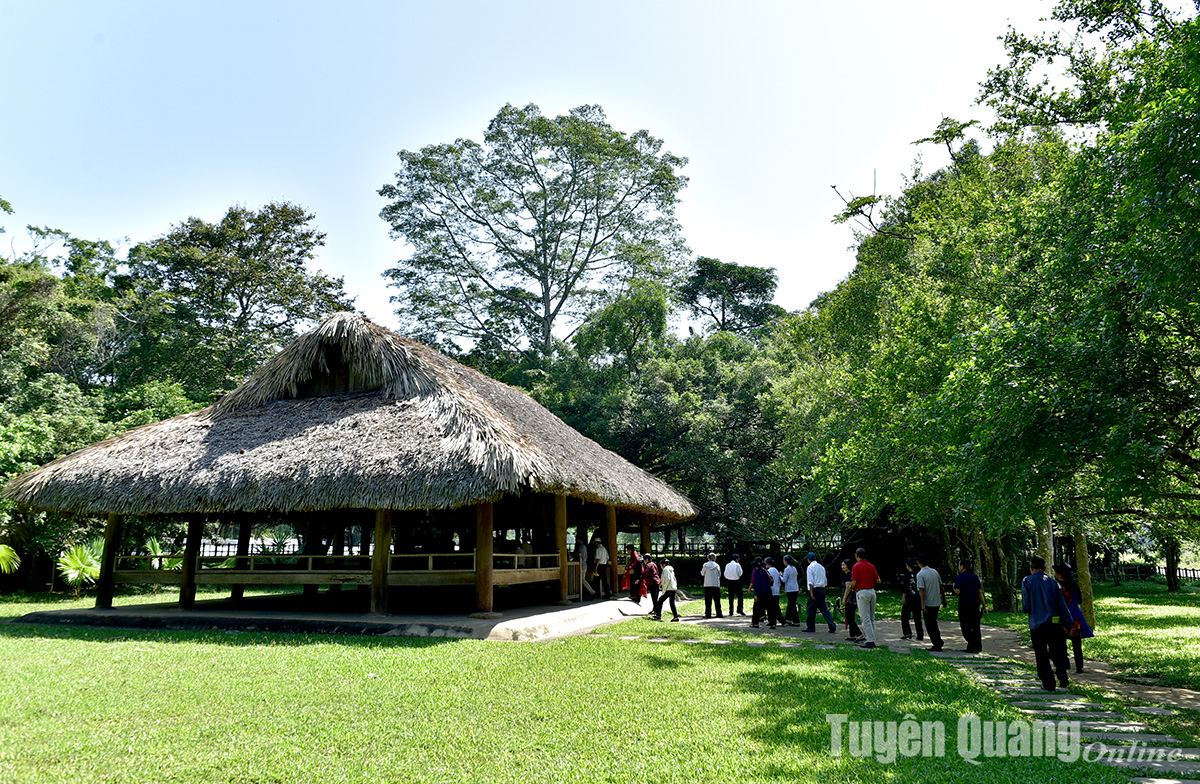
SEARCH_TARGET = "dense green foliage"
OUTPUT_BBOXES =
[0,201,352,578]
[4,0,1199,598]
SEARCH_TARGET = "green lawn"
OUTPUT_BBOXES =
[0,591,1128,784]
[869,577,1200,691]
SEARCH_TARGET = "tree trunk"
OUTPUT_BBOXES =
[1072,523,1096,628]
[1035,509,1054,567]
[1112,549,1122,586]
[992,535,1014,612]
[1165,535,1182,592]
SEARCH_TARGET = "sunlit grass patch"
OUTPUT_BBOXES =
[0,594,1130,784]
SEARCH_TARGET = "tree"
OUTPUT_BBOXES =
[980,0,1200,589]
[125,202,355,400]
[679,256,786,336]
[379,103,689,360]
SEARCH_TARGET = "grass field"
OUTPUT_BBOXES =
[868,576,1200,691]
[0,591,1131,784]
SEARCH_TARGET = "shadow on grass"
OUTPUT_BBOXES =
[0,617,469,650]
[608,633,1125,783]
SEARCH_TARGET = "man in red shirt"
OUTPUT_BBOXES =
[850,547,880,649]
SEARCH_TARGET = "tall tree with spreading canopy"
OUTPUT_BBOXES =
[124,202,355,400]
[378,103,689,360]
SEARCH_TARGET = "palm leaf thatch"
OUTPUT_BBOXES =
[4,313,698,520]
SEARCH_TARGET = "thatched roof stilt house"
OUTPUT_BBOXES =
[3,313,698,613]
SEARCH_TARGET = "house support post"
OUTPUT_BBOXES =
[231,515,253,601]
[606,504,618,592]
[180,514,204,609]
[475,501,494,612]
[640,514,652,555]
[370,509,393,614]
[554,494,568,601]
[96,513,123,609]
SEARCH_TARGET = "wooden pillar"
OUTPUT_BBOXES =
[677,525,686,554]
[231,515,253,601]
[95,513,123,609]
[370,509,393,614]
[179,514,204,609]
[605,504,618,591]
[640,514,651,555]
[475,502,494,612]
[554,494,568,601]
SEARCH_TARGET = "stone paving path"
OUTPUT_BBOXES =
[595,610,1200,784]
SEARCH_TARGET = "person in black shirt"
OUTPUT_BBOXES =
[900,557,924,641]
[953,558,987,653]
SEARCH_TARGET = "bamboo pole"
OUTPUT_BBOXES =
[95,513,123,609]
[475,502,494,612]
[370,509,393,613]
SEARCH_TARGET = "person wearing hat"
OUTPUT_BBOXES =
[723,553,745,616]
[591,537,611,599]
[804,552,838,633]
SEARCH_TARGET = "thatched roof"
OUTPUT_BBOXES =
[3,313,698,520]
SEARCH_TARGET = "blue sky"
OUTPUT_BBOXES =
[0,1,1059,329]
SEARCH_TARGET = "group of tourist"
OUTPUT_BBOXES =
[580,539,1094,686]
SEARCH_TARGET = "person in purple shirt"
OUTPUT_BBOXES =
[1022,555,1074,691]
[750,557,772,628]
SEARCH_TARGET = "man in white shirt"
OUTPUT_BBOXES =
[592,537,611,599]
[700,552,724,618]
[781,555,801,626]
[804,552,838,633]
[764,557,783,628]
[723,553,745,615]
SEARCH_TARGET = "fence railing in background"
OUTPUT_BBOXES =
[1089,564,1200,582]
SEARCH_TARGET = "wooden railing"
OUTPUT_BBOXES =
[115,552,567,575]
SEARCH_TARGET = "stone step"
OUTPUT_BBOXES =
[1019,709,1125,720]
[1082,732,1182,745]
[1130,777,1200,784]
[1080,721,1150,732]
[1010,701,1108,710]
[1097,756,1200,775]
[1002,692,1091,700]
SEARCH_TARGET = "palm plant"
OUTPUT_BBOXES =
[0,544,20,574]
[143,538,181,593]
[57,544,101,597]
